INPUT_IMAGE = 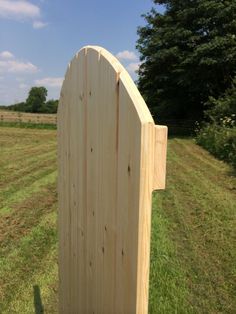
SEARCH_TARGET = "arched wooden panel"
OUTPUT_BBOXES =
[58,46,167,313]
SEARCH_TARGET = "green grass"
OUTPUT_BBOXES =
[0,128,235,313]
[0,127,58,313]
[149,138,236,313]
[149,192,191,313]
[0,121,56,129]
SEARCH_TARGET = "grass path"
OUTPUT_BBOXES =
[0,127,235,313]
[149,138,236,313]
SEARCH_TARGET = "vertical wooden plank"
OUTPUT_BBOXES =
[58,62,71,312]
[115,72,155,313]
[86,47,100,313]
[69,54,84,312]
[58,49,88,313]
[68,58,75,312]
[153,125,168,190]
[57,76,65,314]
[75,48,87,313]
[99,52,119,313]
[136,122,155,314]
[115,79,138,313]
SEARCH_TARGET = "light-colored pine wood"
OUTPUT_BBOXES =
[58,45,167,314]
[153,125,168,190]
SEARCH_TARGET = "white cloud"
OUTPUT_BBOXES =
[0,0,40,20]
[19,83,28,89]
[9,60,38,73]
[116,50,138,61]
[33,20,48,29]
[16,77,25,82]
[35,77,63,88]
[0,1,48,29]
[0,60,38,73]
[126,62,140,75]
[0,51,14,59]
[0,52,38,74]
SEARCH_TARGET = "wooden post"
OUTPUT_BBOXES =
[58,46,167,314]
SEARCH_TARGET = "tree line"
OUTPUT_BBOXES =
[2,87,58,114]
[137,0,236,123]
[137,0,236,168]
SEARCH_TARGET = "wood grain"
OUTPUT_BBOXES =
[58,46,167,313]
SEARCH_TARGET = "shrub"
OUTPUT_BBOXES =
[205,77,236,123]
[196,116,236,169]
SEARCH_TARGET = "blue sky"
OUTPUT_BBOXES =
[0,0,164,105]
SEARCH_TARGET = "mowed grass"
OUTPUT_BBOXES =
[0,127,58,313]
[0,127,235,313]
[149,138,236,313]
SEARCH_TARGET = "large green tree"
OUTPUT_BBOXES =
[137,0,236,121]
[26,86,47,113]
[39,99,58,113]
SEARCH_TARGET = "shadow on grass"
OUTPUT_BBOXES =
[33,285,44,314]
[167,134,193,139]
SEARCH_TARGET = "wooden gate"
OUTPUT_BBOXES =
[58,46,167,313]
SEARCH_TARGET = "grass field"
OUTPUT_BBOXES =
[0,127,235,313]
[0,127,57,313]
[0,110,57,125]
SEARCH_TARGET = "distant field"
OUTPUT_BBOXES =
[0,110,57,125]
[0,127,235,313]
